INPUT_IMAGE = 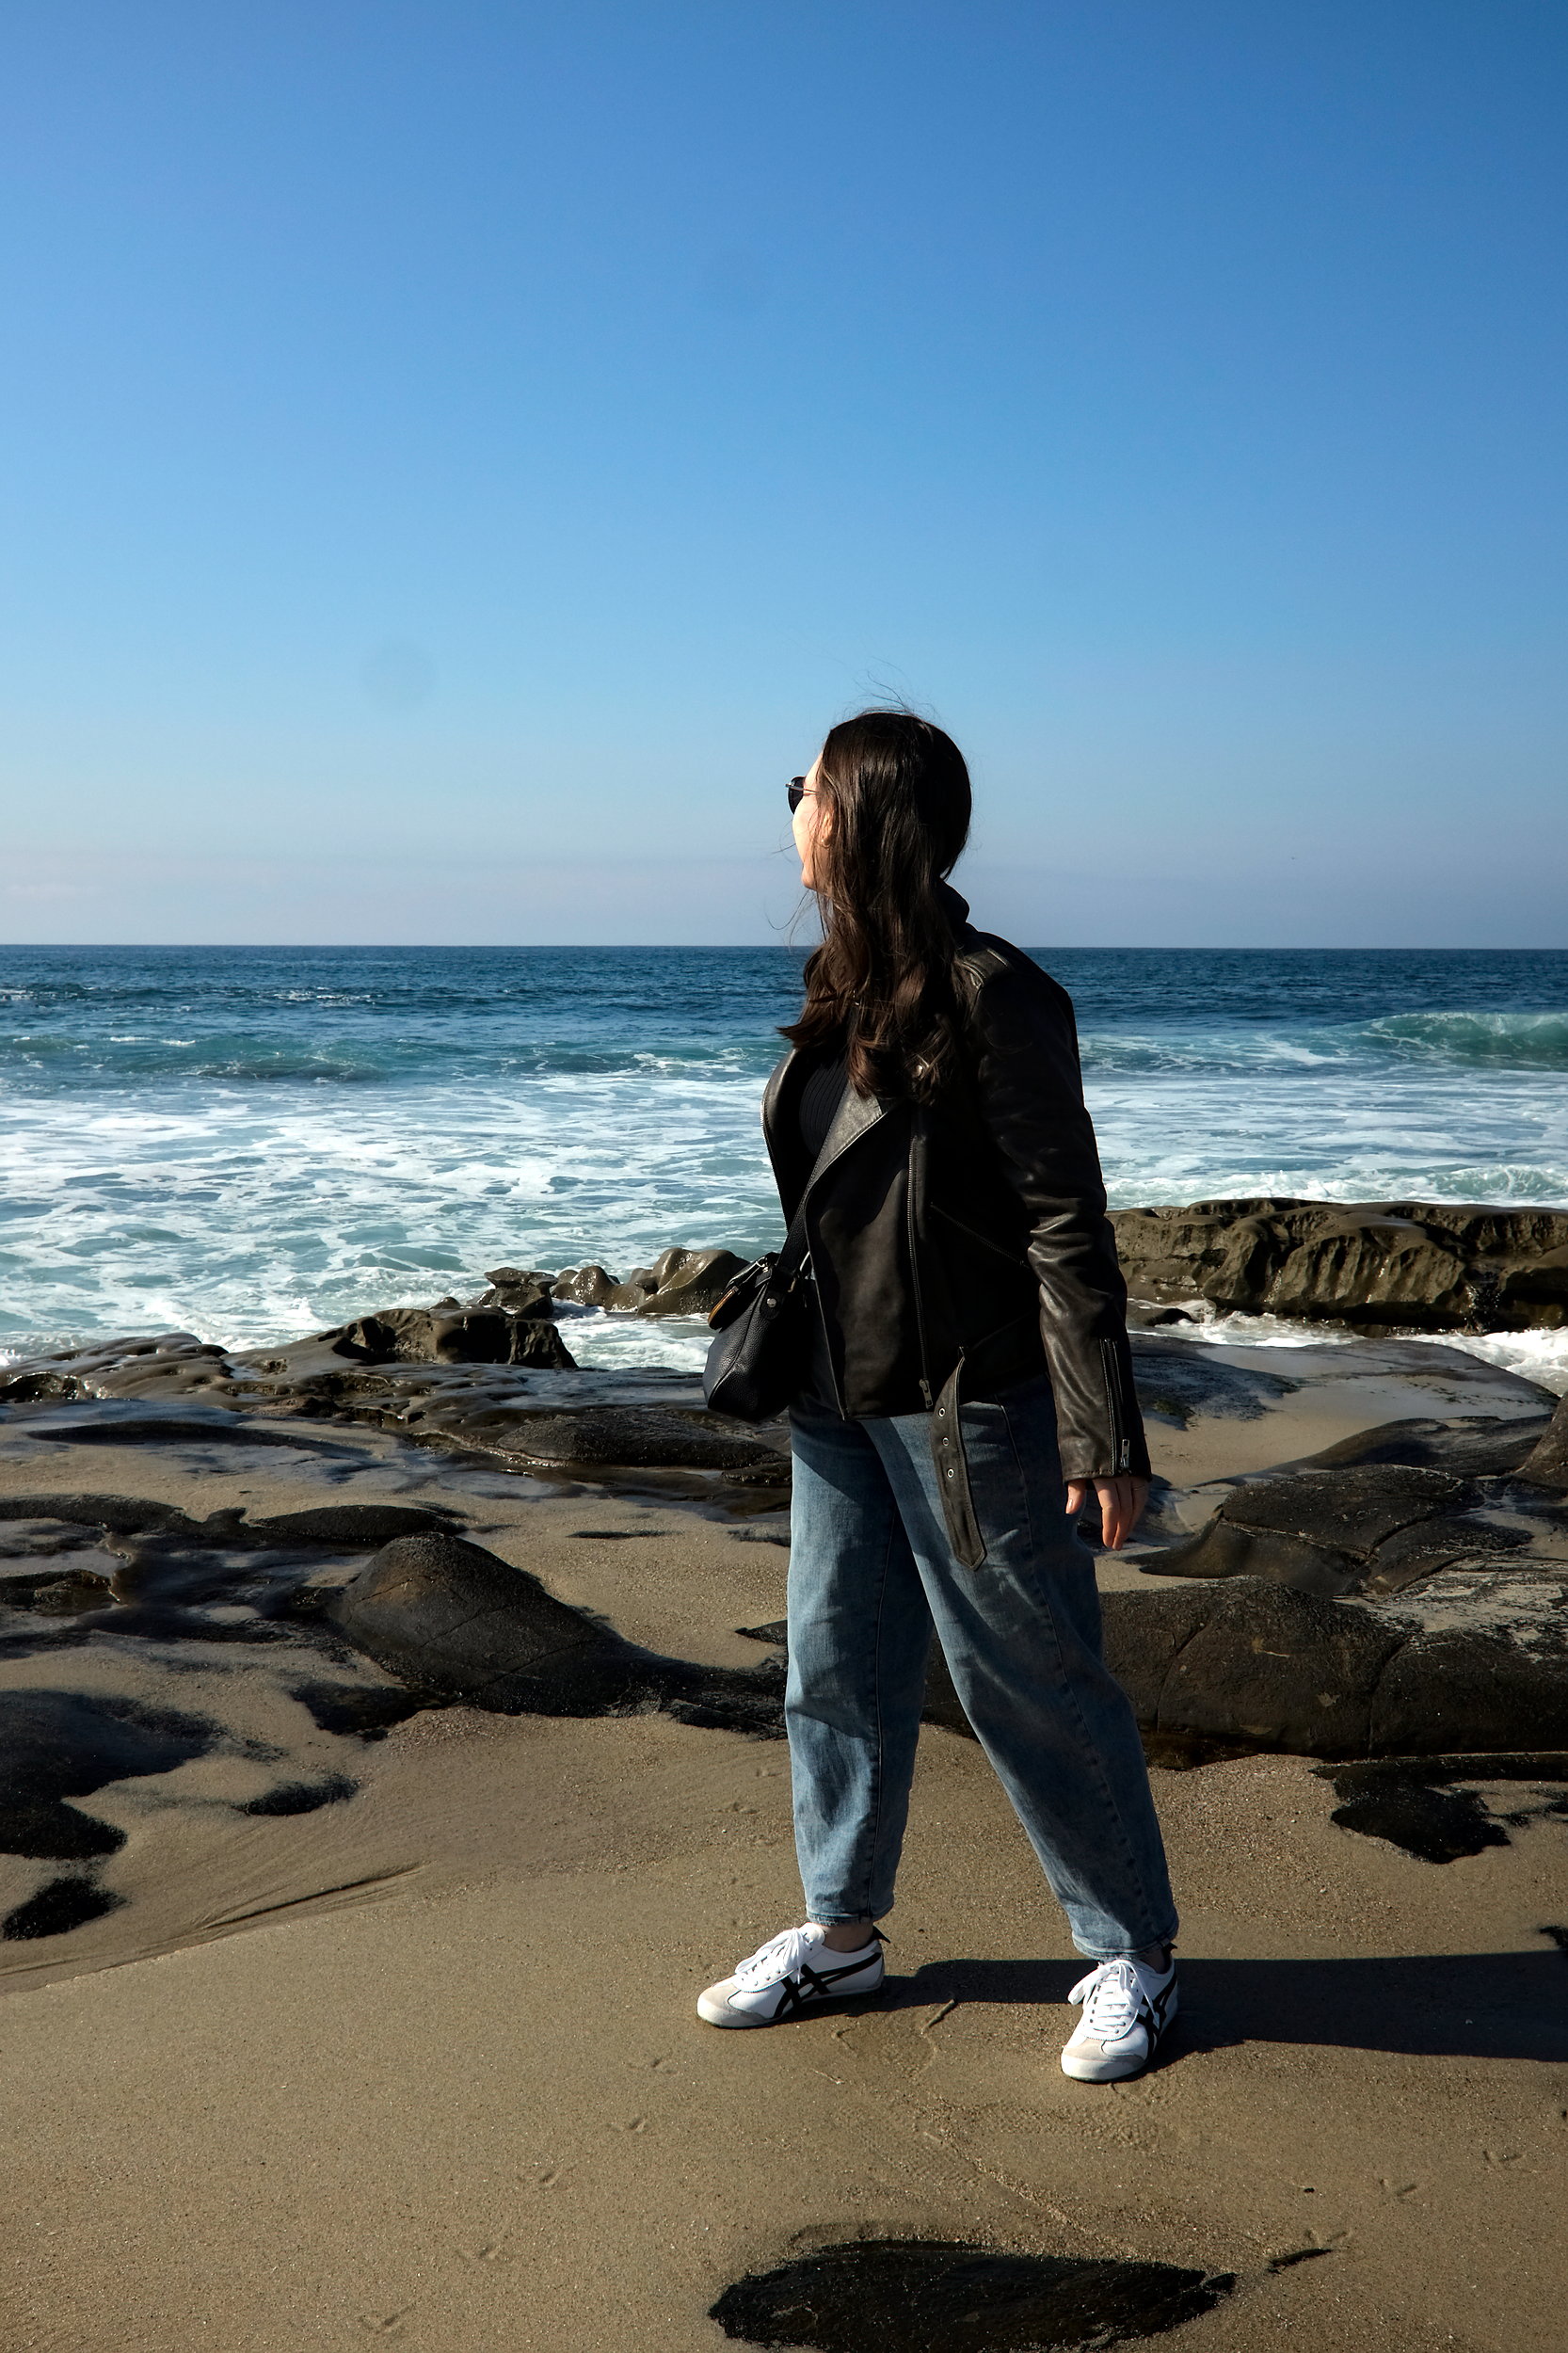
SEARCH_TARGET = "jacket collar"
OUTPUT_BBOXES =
[810,1074,889,1177]
[762,876,970,1199]
[761,1045,895,1211]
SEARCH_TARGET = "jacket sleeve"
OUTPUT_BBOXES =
[966,959,1150,1483]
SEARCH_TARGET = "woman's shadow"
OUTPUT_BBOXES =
[877,1929,1568,2063]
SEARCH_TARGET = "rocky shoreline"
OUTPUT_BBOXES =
[1112,1197,1568,1331]
[3,1200,1568,1846]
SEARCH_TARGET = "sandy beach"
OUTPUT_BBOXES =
[3,1332,1564,2353]
[8,9,1568,2344]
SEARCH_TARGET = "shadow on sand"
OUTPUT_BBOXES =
[877,1938,1568,2063]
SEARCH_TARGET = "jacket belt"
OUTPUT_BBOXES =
[926,1309,1043,1570]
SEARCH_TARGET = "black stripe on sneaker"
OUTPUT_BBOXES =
[768,1951,882,2018]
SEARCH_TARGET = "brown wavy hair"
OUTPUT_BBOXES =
[782,709,972,1100]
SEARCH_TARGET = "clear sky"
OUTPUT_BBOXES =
[3,2,1565,947]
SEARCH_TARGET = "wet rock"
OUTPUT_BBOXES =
[552,1263,619,1307]
[1146,1463,1533,1600]
[613,1246,748,1317]
[0,1516,112,1558]
[1112,1198,1568,1331]
[0,1332,231,1404]
[710,2239,1235,2351]
[1519,1392,1568,1491]
[329,1532,634,1708]
[478,1267,557,1316]
[1127,1338,1298,1426]
[0,1306,577,1418]
[0,1525,121,1604]
[235,1305,576,1383]
[733,1591,1544,1764]
[554,1247,746,1317]
[0,1494,453,1554]
[326,1305,574,1369]
[329,1531,785,1733]
[236,1503,456,1548]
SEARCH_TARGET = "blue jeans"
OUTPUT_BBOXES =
[786,1377,1177,1961]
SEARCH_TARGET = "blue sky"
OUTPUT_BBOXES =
[3,2,1564,946]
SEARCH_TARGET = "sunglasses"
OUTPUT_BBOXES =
[788,776,811,812]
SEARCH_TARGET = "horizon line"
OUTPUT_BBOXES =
[5,940,1566,956]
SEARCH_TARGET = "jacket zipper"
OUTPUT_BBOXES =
[806,1226,848,1418]
[1100,1337,1132,1473]
[907,1115,935,1409]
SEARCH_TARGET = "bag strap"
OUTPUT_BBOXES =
[770,1197,813,1293]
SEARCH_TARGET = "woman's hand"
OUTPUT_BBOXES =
[1065,1475,1148,1552]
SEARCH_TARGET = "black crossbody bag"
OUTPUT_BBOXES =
[701,1203,813,1422]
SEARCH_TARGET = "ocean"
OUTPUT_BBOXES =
[2,943,1565,1385]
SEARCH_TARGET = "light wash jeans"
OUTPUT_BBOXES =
[786,1376,1177,1961]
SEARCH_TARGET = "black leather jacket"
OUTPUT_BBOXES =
[763,890,1148,1562]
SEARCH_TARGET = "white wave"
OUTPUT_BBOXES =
[1168,1310,1568,1398]
[0,1066,783,1352]
[562,1309,713,1372]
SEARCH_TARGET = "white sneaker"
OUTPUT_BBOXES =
[697,1922,886,2027]
[1060,1955,1176,2081]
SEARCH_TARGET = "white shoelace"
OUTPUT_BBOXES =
[732,1925,824,1991]
[1068,1958,1148,2043]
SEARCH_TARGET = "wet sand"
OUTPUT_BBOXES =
[3,1339,1565,2351]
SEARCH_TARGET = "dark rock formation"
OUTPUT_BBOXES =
[1112,1198,1568,1330]
[710,2240,1235,2350]
[329,1531,785,1733]
[1118,1403,1568,1756]
[329,1531,643,1710]
[553,1245,746,1317]
[1098,1576,1568,1758]
[287,1680,425,1738]
[551,1263,619,1307]
[1145,1464,1533,1599]
[477,1267,556,1316]
[0,1322,792,1487]
[242,1303,575,1378]
[0,1331,236,1404]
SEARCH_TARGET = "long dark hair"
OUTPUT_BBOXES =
[782,709,972,1100]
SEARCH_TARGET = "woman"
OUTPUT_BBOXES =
[696,710,1178,2083]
